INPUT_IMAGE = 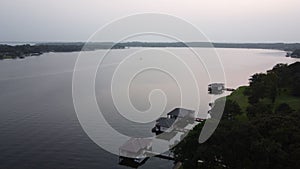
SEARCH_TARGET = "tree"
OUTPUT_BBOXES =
[172,62,300,169]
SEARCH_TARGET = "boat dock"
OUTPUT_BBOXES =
[145,151,175,160]
[208,83,235,94]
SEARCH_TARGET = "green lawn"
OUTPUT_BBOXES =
[227,86,249,113]
[275,89,300,111]
[1,55,16,59]
[227,86,300,113]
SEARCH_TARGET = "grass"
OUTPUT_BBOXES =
[227,86,300,114]
[0,55,16,60]
[227,86,249,113]
[274,89,300,111]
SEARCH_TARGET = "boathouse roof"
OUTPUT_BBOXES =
[167,108,195,118]
[119,138,152,153]
[156,117,176,128]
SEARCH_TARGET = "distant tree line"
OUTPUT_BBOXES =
[2,42,300,60]
[0,43,125,60]
[291,49,300,58]
[119,42,300,51]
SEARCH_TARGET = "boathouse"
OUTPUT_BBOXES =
[119,138,152,162]
[208,83,225,94]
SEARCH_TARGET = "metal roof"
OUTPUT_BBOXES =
[119,138,152,153]
[167,108,194,118]
[156,117,176,128]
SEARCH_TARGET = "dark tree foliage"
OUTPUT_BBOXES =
[0,43,125,59]
[247,102,272,118]
[275,103,294,114]
[172,62,300,169]
[219,100,242,120]
[291,49,300,58]
[119,42,300,51]
[245,72,278,104]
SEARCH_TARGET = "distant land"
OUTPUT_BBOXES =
[0,42,125,60]
[291,49,300,58]
[1,42,300,60]
[119,42,300,52]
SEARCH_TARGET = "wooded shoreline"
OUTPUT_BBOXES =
[1,42,300,60]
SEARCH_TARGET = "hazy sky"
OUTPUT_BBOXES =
[1,0,299,42]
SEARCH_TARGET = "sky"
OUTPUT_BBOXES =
[0,0,300,43]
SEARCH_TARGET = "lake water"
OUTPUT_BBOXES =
[0,48,298,169]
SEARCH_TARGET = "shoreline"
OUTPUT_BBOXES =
[1,42,299,60]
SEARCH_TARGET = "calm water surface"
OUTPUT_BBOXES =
[0,48,298,169]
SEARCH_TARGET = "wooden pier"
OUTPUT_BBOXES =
[225,88,235,91]
[145,151,175,160]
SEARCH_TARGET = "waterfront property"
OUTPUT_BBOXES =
[152,108,195,134]
[0,48,294,169]
[208,83,225,94]
[152,117,176,133]
[119,138,152,164]
[167,108,195,120]
[118,137,175,167]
